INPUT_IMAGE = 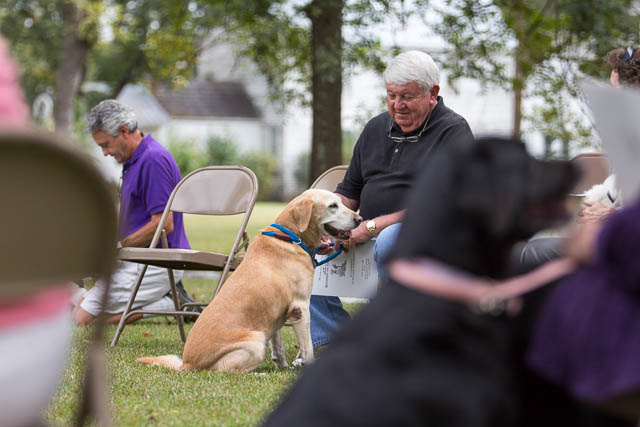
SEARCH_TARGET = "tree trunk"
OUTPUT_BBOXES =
[306,0,344,186]
[54,1,90,137]
[513,54,523,139]
[562,138,569,160]
[543,134,552,159]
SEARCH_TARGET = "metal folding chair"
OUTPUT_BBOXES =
[569,152,611,195]
[0,129,117,426]
[111,165,258,346]
[310,165,348,191]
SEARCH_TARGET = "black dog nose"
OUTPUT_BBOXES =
[355,215,363,225]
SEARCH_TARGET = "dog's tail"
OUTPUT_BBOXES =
[136,354,187,371]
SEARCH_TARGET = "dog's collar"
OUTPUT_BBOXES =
[389,257,576,316]
[262,223,343,268]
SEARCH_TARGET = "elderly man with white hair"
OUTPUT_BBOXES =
[310,50,474,350]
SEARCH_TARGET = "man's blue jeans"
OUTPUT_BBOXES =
[309,223,402,348]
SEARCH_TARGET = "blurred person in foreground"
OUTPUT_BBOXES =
[522,46,640,425]
[73,100,197,325]
[0,34,73,427]
[517,46,640,272]
[310,50,473,350]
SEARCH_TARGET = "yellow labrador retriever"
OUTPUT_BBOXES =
[136,189,362,372]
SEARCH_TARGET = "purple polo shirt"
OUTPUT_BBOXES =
[119,134,190,249]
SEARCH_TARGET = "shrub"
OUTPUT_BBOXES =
[166,137,206,177]
[238,151,280,201]
[205,135,238,165]
[294,151,310,189]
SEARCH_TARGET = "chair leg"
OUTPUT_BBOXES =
[167,268,186,342]
[160,229,186,342]
[110,264,148,347]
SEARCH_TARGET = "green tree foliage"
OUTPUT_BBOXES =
[215,0,409,184]
[89,0,217,96]
[429,0,639,153]
[2,0,404,175]
[0,0,217,132]
[0,0,64,105]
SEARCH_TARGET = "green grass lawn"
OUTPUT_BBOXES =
[47,202,365,426]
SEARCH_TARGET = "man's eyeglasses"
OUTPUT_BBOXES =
[620,46,635,63]
[388,130,423,143]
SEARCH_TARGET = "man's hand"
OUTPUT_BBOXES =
[565,200,616,264]
[315,235,337,255]
[578,200,616,224]
[343,222,373,250]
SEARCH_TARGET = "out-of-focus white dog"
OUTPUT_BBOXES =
[582,174,620,208]
[531,174,619,240]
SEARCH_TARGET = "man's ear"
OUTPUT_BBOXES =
[287,198,314,233]
[430,84,440,98]
[119,125,129,135]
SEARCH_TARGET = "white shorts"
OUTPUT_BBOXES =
[0,308,71,427]
[80,260,183,316]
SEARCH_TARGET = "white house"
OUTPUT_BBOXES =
[114,39,289,197]
[117,80,281,157]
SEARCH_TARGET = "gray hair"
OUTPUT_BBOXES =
[85,99,138,136]
[383,50,440,93]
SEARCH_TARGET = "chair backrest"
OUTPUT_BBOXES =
[570,152,611,194]
[171,166,258,215]
[149,165,259,251]
[0,129,118,299]
[310,165,348,191]
[0,128,117,425]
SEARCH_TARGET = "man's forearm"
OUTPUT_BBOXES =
[120,221,158,248]
[371,210,405,232]
[120,212,173,248]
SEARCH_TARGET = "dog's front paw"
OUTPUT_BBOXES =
[272,358,289,369]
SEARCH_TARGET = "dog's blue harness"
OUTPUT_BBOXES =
[261,223,344,267]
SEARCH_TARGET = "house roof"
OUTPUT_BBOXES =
[116,84,171,130]
[154,80,261,119]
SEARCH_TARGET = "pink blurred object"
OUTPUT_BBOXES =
[0,34,71,427]
[0,36,30,127]
[0,287,71,329]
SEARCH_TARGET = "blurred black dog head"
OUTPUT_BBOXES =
[391,136,579,278]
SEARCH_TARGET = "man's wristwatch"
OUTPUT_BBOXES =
[365,219,379,237]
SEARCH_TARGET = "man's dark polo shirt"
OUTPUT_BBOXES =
[336,96,473,220]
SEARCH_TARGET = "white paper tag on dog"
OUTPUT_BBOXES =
[312,240,379,298]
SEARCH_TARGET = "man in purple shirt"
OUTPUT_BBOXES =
[73,99,192,325]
